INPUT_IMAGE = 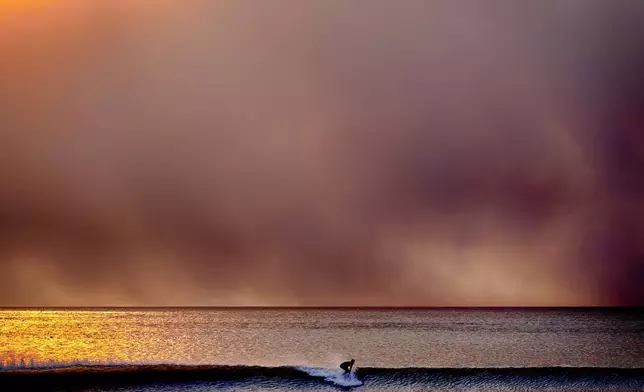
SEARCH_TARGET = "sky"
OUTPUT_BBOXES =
[0,0,643,306]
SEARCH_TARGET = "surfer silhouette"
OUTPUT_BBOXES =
[340,359,355,374]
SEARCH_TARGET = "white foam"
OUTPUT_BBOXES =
[297,366,364,387]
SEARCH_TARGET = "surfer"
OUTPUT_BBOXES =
[340,359,355,374]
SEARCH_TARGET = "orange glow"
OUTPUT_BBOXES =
[0,0,50,12]
[0,310,151,365]
[0,310,249,367]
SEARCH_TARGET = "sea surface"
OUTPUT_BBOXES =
[1,308,643,391]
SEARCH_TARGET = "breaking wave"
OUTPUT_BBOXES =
[1,363,643,390]
[297,366,364,387]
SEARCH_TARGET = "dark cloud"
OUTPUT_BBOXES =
[0,0,642,305]
[578,0,644,304]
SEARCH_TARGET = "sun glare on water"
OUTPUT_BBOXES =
[0,310,149,367]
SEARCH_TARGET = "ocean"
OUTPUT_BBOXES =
[1,308,643,391]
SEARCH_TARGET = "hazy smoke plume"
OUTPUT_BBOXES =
[0,0,643,305]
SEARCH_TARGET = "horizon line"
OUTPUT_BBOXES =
[1,305,642,310]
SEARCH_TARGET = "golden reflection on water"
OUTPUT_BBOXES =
[0,310,168,366]
[2,309,642,369]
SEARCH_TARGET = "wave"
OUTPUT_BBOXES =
[1,364,643,390]
[298,366,364,387]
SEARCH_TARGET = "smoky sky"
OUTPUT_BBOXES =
[0,0,643,306]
